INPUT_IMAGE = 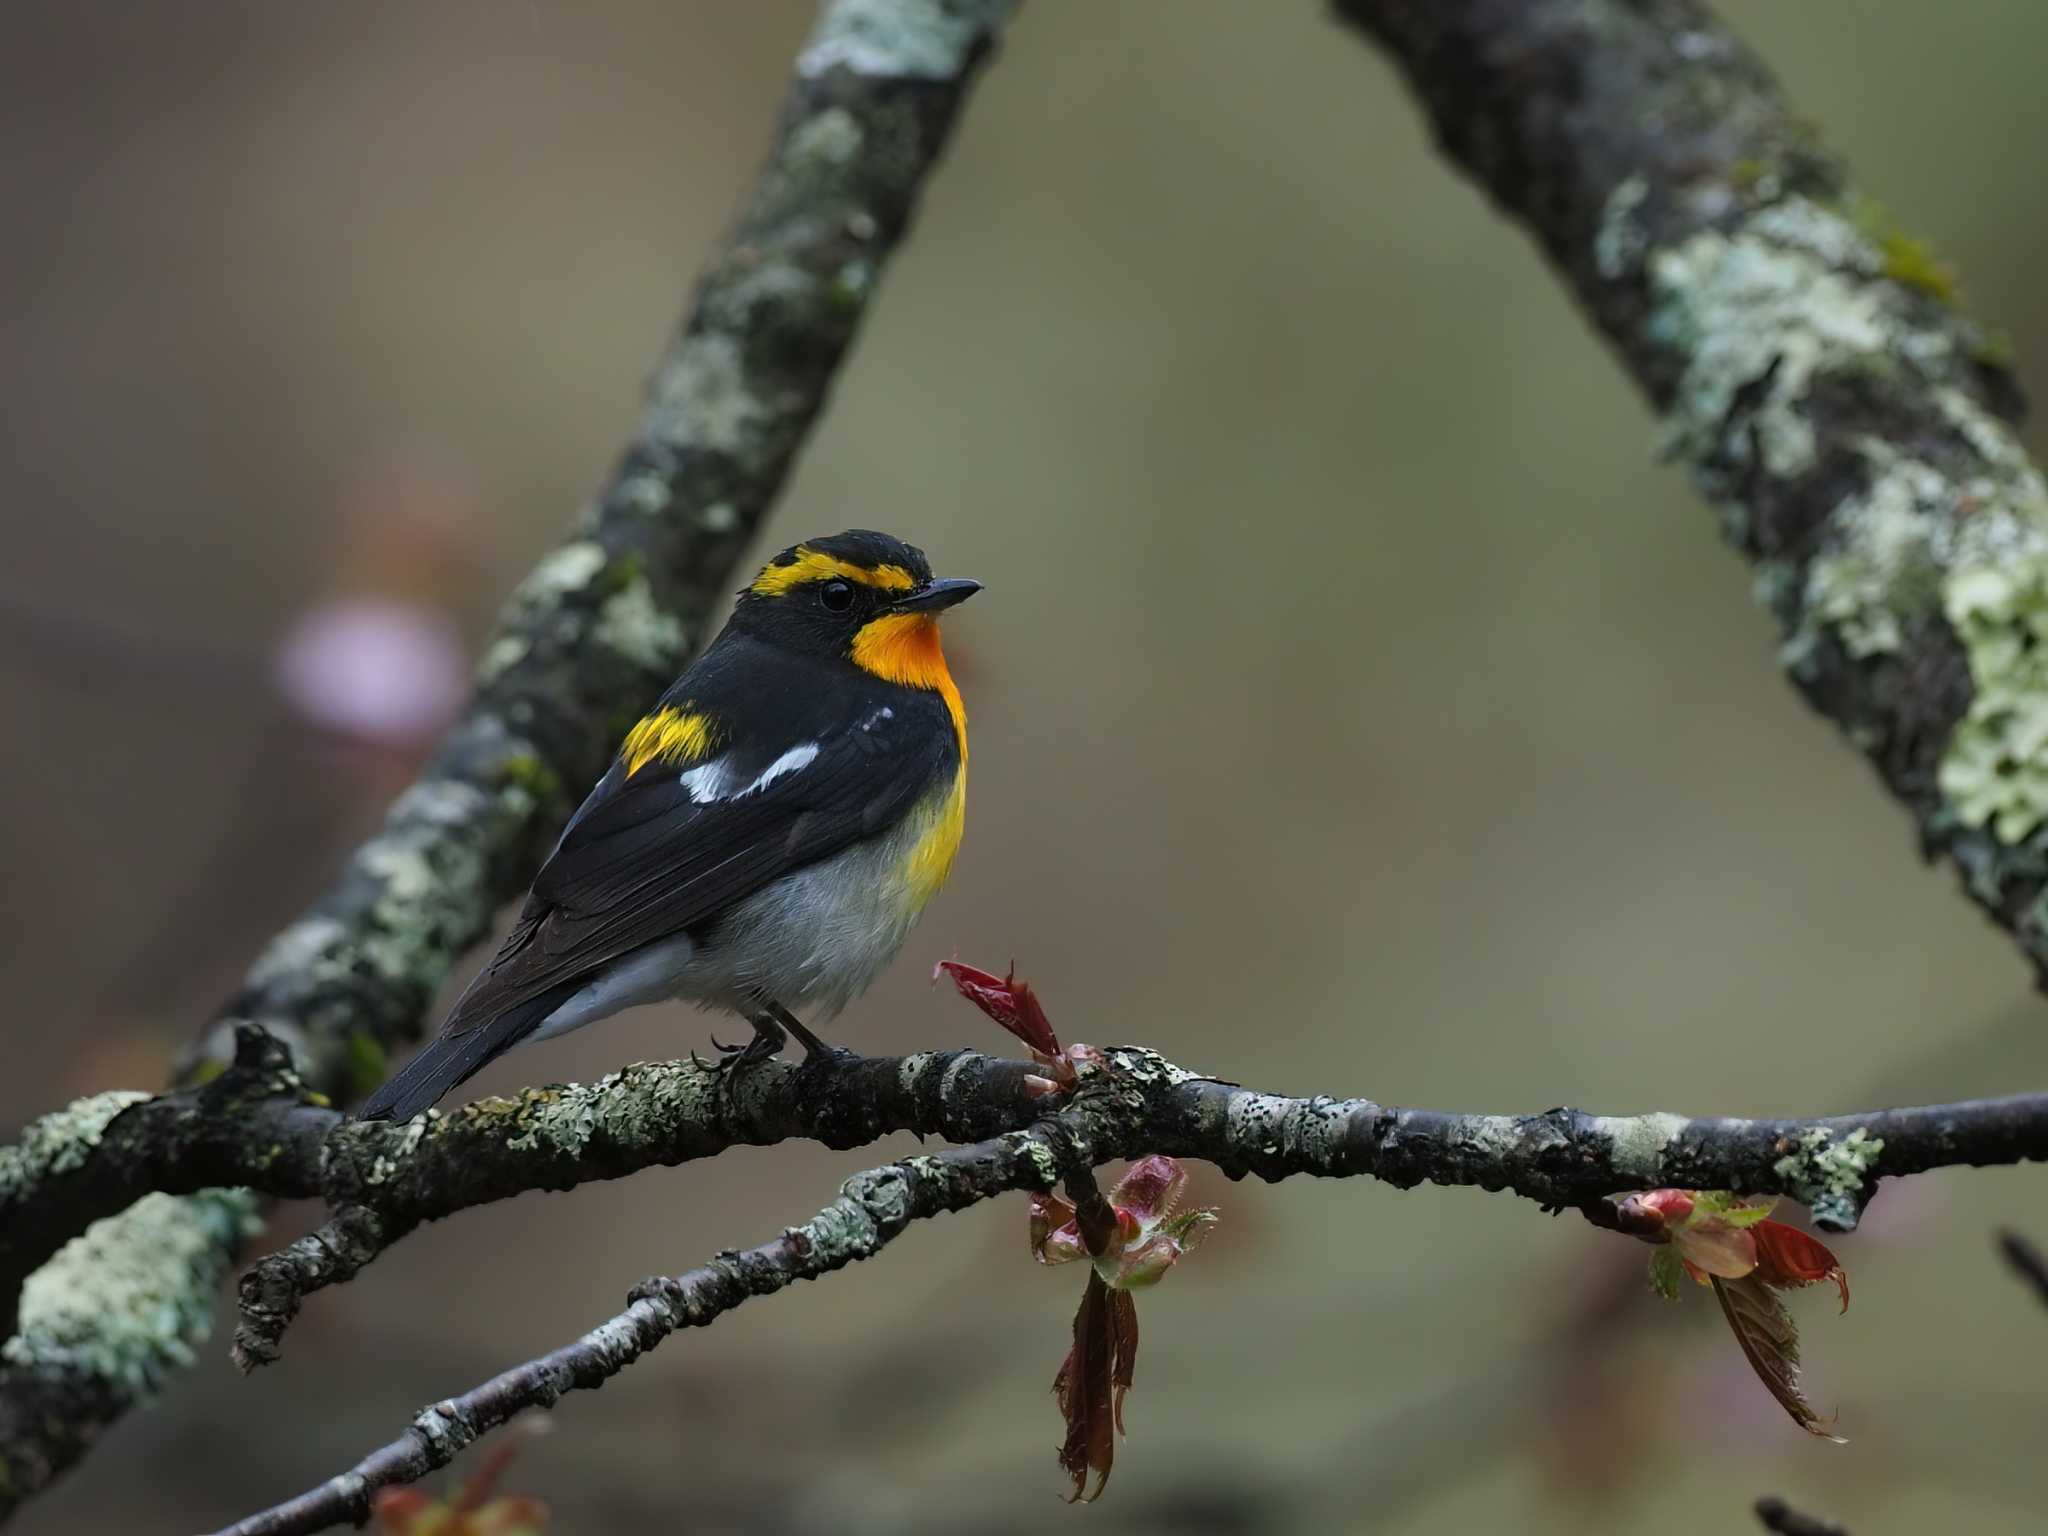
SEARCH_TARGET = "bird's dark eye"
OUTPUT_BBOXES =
[818,579,855,612]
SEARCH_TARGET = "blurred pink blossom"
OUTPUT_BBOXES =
[273,599,467,746]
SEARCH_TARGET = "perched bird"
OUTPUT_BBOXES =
[358,530,978,1122]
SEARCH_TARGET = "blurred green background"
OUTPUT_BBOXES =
[5,3,2048,1532]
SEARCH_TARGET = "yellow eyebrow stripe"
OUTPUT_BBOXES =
[619,707,718,776]
[750,546,916,597]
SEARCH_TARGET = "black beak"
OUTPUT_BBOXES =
[892,577,982,614]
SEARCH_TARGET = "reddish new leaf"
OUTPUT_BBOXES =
[372,1490,433,1533]
[1030,1192,1088,1265]
[1054,1271,1120,1502]
[1619,1188,1696,1227]
[934,961,1061,1057]
[1111,1155,1183,1224]
[1710,1274,1845,1442]
[466,1500,550,1536]
[1051,1256,1145,1501]
[1110,1287,1138,1437]
[1615,1189,1851,1438]
[1753,1220,1850,1313]
[449,1434,522,1514]
[373,1426,550,1535]
[374,1489,549,1536]
[1037,1157,1215,1500]
[1675,1223,1760,1280]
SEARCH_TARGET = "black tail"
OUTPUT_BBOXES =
[356,981,580,1121]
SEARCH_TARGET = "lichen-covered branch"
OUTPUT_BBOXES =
[0,0,1017,1517]
[207,1117,1099,1536]
[225,1037,1043,1368]
[182,1040,2048,1534]
[1211,1092,1923,1227]
[1335,0,2048,977]
[0,1028,1043,1368]
[1120,1053,2047,1232]
[8,1030,2046,1398]
[0,1041,975,1368]
[0,1033,327,1343]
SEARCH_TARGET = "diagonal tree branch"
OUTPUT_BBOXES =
[208,1115,1101,1536]
[0,0,1018,1517]
[1335,0,2048,981]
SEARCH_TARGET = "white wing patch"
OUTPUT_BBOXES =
[746,742,820,794]
[679,743,819,804]
[679,759,737,804]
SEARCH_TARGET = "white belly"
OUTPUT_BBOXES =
[528,804,939,1042]
[688,812,937,1016]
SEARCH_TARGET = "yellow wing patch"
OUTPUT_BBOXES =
[619,707,718,776]
[750,546,917,597]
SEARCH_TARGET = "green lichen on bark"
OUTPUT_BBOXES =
[494,753,562,809]
[492,1061,719,1159]
[1797,443,1953,662]
[1936,513,2048,843]
[4,1191,261,1390]
[1648,195,1946,504]
[0,1093,150,1204]
[1648,189,2048,918]
[1341,0,2048,973]
[798,0,1017,80]
[1645,191,2048,863]
[591,569,690,674]
[1588,1110,1692,1180]
[1771,1126,1883,1231]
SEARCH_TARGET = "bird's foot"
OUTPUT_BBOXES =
[763,1001,847,1062]
[703,1014,787,1108]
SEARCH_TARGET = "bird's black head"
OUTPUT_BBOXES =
[732,529,980,661]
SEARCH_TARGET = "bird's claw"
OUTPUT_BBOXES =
[701,1026,784,1116]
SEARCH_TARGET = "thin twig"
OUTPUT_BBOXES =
[1755,1493,1850,1536]
[1996,1227,2048,1309]
[208,1117,1091,1536]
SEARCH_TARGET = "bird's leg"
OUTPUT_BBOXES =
[765,1000,850,1060]
[706,1010,786,1074]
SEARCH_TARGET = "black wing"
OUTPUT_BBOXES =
[356,633,957,1120]
[442,659,951,1034]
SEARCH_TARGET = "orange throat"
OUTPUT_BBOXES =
[852,611,969,907]
[850,613,967,758]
